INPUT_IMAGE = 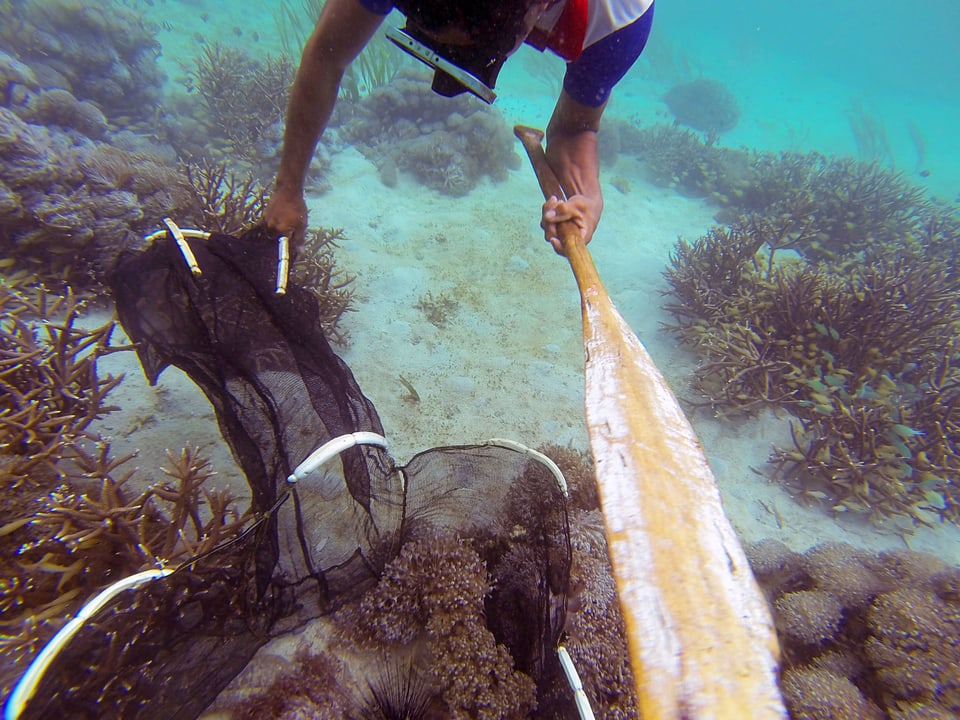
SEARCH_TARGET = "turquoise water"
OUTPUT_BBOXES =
[655,1,959,198]
[130,0,960,199]
[3,1,960,717]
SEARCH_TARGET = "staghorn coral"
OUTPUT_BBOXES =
[182,160,268,237]
[663,194,960,523]
[290,226,357,344]
[175,156,358,346]
[0,282,250,700]
[0,285,122,484]
[183,42,295,169]
[629,125,932,264]
[630,122,747,198]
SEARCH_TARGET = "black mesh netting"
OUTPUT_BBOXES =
[13,227,573,719]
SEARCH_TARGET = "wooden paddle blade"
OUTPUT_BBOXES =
[514,124,786,719]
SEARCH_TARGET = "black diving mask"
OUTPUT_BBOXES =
[386,24,506,104]
[386,1,549,104]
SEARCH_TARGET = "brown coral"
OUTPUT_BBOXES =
[774,590,845,647]
[754,540,960,719]
[352,530,489,646]
[562,509,639,719]
[801,543,883,609]
[864,587,960,711]
[780,665,883,720]
[0,283,250,701]
[343,529,536,719]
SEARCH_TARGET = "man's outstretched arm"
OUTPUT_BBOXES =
[266,0,385,242]
[541,90,606,253]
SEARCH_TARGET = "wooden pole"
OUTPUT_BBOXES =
[515,125,785,720]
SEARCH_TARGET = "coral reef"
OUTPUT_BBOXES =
[182,42,295,170]
[561,509,639,719]
[0,282,249,700]
[661,77,740,137]
[289,226,357,344]
[749,540,960,719]
[624,122,757,200]
[0,0,164,125]
[336,69,520,196]
[661,152,960,524]
[0,101,194,288]
[182,160,268,236]
[348,529,537,718]
[223,446,638,719]
[231,649,354,720]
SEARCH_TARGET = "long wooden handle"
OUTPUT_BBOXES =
[514,125,785,720]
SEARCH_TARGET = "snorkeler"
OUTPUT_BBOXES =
[264,0,654,255]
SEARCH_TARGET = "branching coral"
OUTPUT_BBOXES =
[630,123,746,197]
[663,172,960,523]
[632,126,930,263]
[0,282,250,701]
[290,226,357,344]
[184,42,295,168]
[182,160,268,236]
[0,285,122,483]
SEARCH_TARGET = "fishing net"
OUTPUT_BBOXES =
[9,226,574,719]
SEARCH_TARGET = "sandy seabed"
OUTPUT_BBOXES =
[95,136,960,573]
